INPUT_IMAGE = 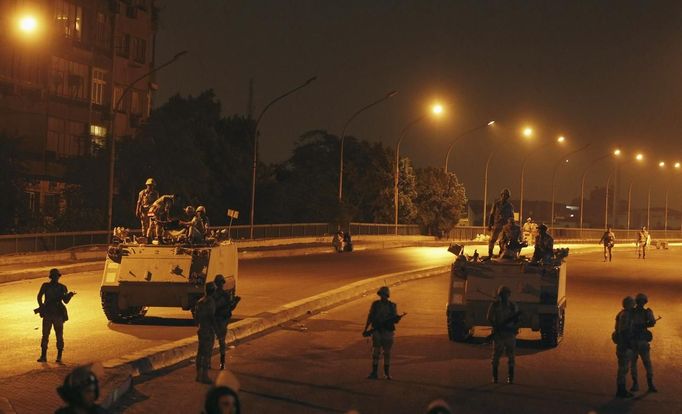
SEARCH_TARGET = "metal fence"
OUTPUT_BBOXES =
[447,226,680,243]
[0,223,422,255]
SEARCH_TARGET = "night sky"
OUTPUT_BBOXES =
[154,1,682,208]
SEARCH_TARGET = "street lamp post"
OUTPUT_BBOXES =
[604,173,613,229]
[249,76,317,239]
[579,152,615,236]
[550,144,590,230]
[394,116,424,235]
[519,135,564,223]
[443,121,495,173]
[482,149,498,230]
[106,50,187,234]
[338,90,397,202]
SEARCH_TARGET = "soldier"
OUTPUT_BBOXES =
[196,206,210,239]
[614,296,636,398]
[630,293,658,393]
[363,286,403,380]
[135,178,159,239]
[36,268,76,363]
[147,194,175,242]
[486,285,519,384]
[637,226,650,259]
[55,365,108,414]
[180,206,203,244]
[213,274,241,370]
[500,217,523,259]
[487,188,515,258]
[532,224,554,263]
[599,226,616,262]
[194,282,218,384]
[522,217,533,244]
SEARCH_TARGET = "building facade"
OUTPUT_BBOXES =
[0,0,156,215]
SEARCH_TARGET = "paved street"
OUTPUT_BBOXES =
[111,249,681,414]
[0,246,454,379]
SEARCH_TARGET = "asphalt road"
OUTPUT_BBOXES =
[112,248,682,414]
[0,246,455,379]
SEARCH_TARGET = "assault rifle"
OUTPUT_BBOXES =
[363,313,407,337]
[485,310,522,343]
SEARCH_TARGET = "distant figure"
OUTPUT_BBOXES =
[56,365,109,414]
[500,218,524,259]
[630,293,658,393]
[196,206,210,238]
[343,231,353,252]
[532,224,554,263]
[203,385,240,414]
[194,282,218,384]
[213,274,241,370]
[599,227,616,262]
[487,285,519,384]
[522,218,534,244]
[332,231,343,252]
[487,188,515,258]
[614,296,636,398]
[135,178,159,239]
[637,226,650,259]
[363,286,404,380]
[36,268,76,363]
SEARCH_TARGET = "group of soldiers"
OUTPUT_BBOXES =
[598,225,651,262]
[136,178,210,244]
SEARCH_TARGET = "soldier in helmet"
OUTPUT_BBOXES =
[194,282,218,384]
[614,296,636,398]
[212,274,241,370]
[363,286,404,380]
[136,178,159,239]
[637,226,650,259]
[500,217,524,259]
[147,194,175,242]
[630,293,658,393]
[487,188,515,258]
[486,285,519,384]
[55,365,107,414]
[196,206,210,239]
[532,224,554,263]
[599,226,616,262]
[36,268,76,363]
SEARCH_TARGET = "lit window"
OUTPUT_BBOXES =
[54,0,82,41]
[90,125,107,137]
[91,68,106,105]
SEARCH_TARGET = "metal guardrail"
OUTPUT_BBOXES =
[0,222,422,255]
[447,226,680,243]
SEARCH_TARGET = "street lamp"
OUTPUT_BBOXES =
[338,90,397,202]
[519,133,565,223]
[18,15,38,34]
[394,102,444,235]
[249,76,317,239]
[443,120,495,173]
[579,151,618,235]
[106,50,188,234]
[550,144,590,229]
[626,153,645,239]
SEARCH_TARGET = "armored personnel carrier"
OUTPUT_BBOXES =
[100,238,237,323]
[446,245,568,347]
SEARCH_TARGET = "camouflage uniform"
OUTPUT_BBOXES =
[599,230,615,262]
[212,276,240,370]
[614,297,635,397]
[532,229,554,263]
[630,301,657,392]
[36,270,75,363]
[487,289,519,383]
[488,194,515,257]
[136,186,159,239]
[364,288,401,379]
[500,220,523,259]
[637,229,650,259]
[194,288,217,383]
[147,195,174,241]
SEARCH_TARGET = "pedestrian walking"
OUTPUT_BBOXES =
[56,365,109,414]
[487,285,520,384]
[637,226,650,259]
[36,268,76,363]
[195,282,218,384]
[487,188,515,258]
[212,274,241,370]
[613,296,636,398]
[630,293,658,393]
[599,227,616,262]
[363,286,404,380]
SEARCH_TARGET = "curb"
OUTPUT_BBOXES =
[98,264,450,408]
[0,262,104,284]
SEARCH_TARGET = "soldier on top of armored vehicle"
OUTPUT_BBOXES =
[487,188,515,258]
[500,218,526,259]
[532,224,554,263]
[196,206,210,239]
[136,178,159,238]
[147,194,175,242]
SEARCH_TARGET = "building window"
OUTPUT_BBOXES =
[68,121,86,156]
[115,33,130,58]
[130,90,142,115]
[90,124,107,154]
[47,117,84,158]
[50,57,88,100]
[113,85,129,112]
[94,12,111,49]
[54,0,83,41]
[91,68,106,105]
[132,37,146,64]
[25,192,38,213]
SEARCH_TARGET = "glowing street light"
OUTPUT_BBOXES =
[18,15,38,34]
[557,135,566,143]
[659,161,666,168]
[431,103,444,115]
[613,149,622,156]
[444,119,496,173]
[522,127,533,138]
[636,153,644,161]
[487,120,496,126]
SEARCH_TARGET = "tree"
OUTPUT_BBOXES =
[414,167,467,236]
[373,157,418,224]
[0,134,23,232]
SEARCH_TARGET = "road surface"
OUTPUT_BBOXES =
[111,249,682,414]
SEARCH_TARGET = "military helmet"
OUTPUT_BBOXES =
[377,286,390,298]
[196,206,206,214]
[214,274,225,285]
[635,293,648,305]
[496,285,511,297]
[57,366,100,403]
[184,206,195,215]
[538,223,548,232]
[49,268,62,279]
[205,282,216,295]
[622,296,635,309]
[501,188,511,197]
[145,178,156,186]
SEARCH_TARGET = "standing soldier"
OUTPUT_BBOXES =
[36,268,76,363]
[613,296,636,398]
[487,285,519,384]
[135,178,159,239]
[630,293,658,393]
[637,226,650,259]
[212,274,241,370]
[363,286,404,380]
[194,282,218,384]
[522,218,533,244]
[532,224,554,263]
[599,227,616,262]
[196,206,210,239]
[147,194,175,242]
[487,188,515,258]
[500,218,524,259]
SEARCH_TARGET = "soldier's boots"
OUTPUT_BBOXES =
[630,379,639,392]
[37,348,47,363]
[616,384,634,398]
[647,376,658,393]
[384,365,391,380]
[507,366,514,384]
[219,354,226,370]
[195,368,212,384]
[56,349,63,364]
[367,364,378,380]
[492,365,499,384]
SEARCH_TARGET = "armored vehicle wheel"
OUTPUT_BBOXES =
[447,311,472,342]
[101,292,148,322]
[540,310,565,348]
